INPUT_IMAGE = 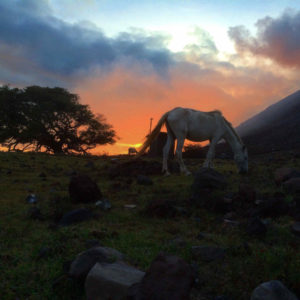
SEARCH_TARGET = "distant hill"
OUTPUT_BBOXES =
[236,90,300,153]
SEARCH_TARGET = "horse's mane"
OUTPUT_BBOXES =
[222,117,244,145]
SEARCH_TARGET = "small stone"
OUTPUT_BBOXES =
[124,204,137,209]
[95,198,112,210]
[26,194,37,204]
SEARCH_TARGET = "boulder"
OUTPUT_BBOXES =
[274,167,300,185]
[238,183,256,203]
[251,280,298,300]
[246,217,267,236]
[69,174,102,203]
[69,246,124,282]
[59,208,93,227]
[191,245,225,262]
[85,262,145,300]
[127,253,194,300]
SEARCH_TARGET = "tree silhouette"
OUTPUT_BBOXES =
[0,85,116,154]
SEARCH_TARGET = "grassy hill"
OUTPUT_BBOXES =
[0,151,299,299]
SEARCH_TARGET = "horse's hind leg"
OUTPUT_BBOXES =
[162,134,173,176]
[176,137,191,176]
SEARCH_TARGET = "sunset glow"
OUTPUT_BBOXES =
[1,1,300,154]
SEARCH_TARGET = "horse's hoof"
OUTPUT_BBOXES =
[185,171,192,176]
[164,172,171,177]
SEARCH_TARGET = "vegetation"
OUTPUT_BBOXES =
[0,150,299,299]
[0,85,116,154]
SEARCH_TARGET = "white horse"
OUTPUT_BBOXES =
[137,107,248,175]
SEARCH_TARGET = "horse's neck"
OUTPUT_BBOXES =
[223,126,241,153]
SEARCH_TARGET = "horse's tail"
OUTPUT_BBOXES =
[136,112,169,157]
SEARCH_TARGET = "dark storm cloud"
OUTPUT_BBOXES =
[0,1,173,78]
[229,10,300,68]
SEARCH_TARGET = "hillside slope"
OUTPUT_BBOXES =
[236,90,300,153]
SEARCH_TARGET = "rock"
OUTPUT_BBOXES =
[254,198,290,218]
[291,222,300,236]
[238,183,256,203]
[137,175,153,186]
[69,246,125,281]
[246,217,267,236]
[26,193,37,204]
[127,253,194,300]
[27,207,43,220]
[144,199,178,218]
[69,174,102,204]
[59,208,93,226]
[283,178,300,193]
[86,262,145,300]
[191,246,225,262]
[251,280,298,300]
[95,198,111,210]
[124,204,137,209]
[191,168,226,197]
[274,167,300,185]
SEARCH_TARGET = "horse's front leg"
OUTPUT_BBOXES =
[176,138,191,176]
[203,137,219,168]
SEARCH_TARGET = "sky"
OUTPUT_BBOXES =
[1,0,300,154]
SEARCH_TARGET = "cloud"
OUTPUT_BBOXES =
[229,10,300,68]
[0,0,173,83]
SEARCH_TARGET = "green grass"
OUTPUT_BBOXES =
[0,151,299,299]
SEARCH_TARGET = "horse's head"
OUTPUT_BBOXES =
[234,144,248,174]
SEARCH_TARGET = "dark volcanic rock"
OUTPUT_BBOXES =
[59,208,93,226]
[238,183,256,203]
[127,253,194,300]
[251,280,298,300]
[144,199,178,218]
[86,262,145,300]
[69,246,124,282]
[136,175,153,186]
[274,167,300,185]
[192,168,226,191]
[246,217,267,236]
[69,174,102,203]
[191,245,225,262]
[253,198,290,218]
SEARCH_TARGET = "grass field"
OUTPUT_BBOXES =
[0,151,299,299]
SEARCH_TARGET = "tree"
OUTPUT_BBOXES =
[0,85,116,154]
